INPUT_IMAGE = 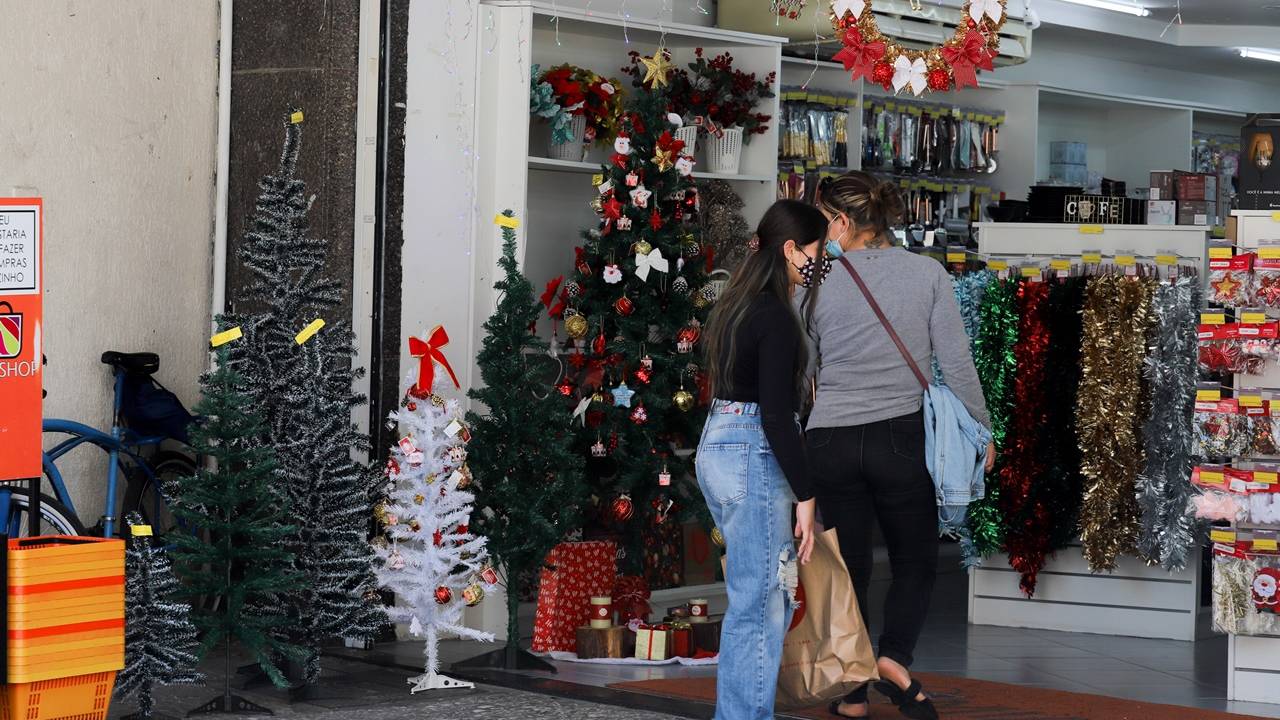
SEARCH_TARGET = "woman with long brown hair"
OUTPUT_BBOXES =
[807,172,993,720]
[697,199,829,720]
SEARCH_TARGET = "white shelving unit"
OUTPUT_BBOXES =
[968,222,1211,642]
[473,0,785,362]
[1224,209,1280,705]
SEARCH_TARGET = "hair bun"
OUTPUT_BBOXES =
[871,180,906,227]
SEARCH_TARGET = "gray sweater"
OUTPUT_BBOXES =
[800,247,991,431]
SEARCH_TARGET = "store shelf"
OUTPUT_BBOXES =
[528,156,774,183]
[976,222,1211,259]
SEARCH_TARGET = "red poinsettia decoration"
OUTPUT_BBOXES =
[832,27,886,83]
[542,66,586,110]
[655,130,686,156]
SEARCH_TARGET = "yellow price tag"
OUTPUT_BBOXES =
[131,524,153,537]
[210,326,243,348]
[946,252,966,263]
[494,214,519,229]
[1254,538,1279,551]
[592,174,604,186]
[1241,311,1269,324]
[1155,254,1178,266]
[1239,394,1264,408]
[290,110,305,124]
[1115,255,1136,267]
[1255,471,1278,485]
[1050,259,1071,272]
[1199,469,1225,485]
[1081,252,1103,264]
[1020,266,1041,279]
[1260,247,1280,260]
[1210,529,1237,544]
[1200,312,1226,325]
[1209,246,1234,259]
[1196,388,1222,402]
[1272,211,1280,222]
[987,259,1008,271]
[1079,224,1104,235]
[294,318,325,345]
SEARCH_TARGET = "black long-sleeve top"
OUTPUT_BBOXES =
[717,293,811,501]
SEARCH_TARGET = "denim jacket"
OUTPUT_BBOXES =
[922,382,992,535]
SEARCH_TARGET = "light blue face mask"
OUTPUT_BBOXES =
[826,239,844,258]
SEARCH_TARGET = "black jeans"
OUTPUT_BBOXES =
[807,410,938,700]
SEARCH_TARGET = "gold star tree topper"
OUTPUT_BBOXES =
[640,47,674,88]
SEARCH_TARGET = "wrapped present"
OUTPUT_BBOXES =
[635,623,670,661]
[692,616,723,654]
[669,621,693,658]
[614,575,651,623]
[576,625,625,659]
[531,540,617,653]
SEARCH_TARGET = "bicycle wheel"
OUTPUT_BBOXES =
[124,450,197,537]
[1,487,85,536]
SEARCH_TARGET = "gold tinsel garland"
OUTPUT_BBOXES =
[1075,275,1156,571]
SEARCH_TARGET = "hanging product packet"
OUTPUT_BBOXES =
[1235,312,1279,374]
[1253,242,1280,308]
[1242,391,1279,456]
[1248,467,1280,525]
[1193,395,1250,459]
[1207,246,1254,308]
[1213,540,1280,635]
[1191,465,1249,522]
[1197,314,1237,375]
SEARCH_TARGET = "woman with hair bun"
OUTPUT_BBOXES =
[805,171,993,720]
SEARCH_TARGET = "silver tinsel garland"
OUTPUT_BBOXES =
[1135,275,1202,571]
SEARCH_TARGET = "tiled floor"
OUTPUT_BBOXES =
[359,543,1280,718]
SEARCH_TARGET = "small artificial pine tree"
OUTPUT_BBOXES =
[117,511,202,720]
[170,346,303,715]
[373,348,495,692]
[465,210,587,668]
[223,112,385,686]
[550,70,712,580]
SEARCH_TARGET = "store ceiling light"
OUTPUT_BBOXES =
[1240,48,1280,63]
[1058,0,1151,17]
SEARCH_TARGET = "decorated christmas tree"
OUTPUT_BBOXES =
[117,512,202,720]
[373,334,495,692]
[222,111,385,688]
[547,55,712,581]
[465,210,587,670]
[170,345,303,715]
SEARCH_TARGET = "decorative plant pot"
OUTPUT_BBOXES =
[704,127,743,175]
[548,115,587,162]
[675,125,699,160]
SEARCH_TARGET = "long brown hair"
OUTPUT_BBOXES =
[816,171,906,247]
[705,199,827,399]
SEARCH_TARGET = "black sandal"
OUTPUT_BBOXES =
[827,683,870,718]
[875,678,939,720]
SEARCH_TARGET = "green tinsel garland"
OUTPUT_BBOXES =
[964,277,1020,562]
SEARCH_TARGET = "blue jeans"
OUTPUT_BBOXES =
[696,400,798,720]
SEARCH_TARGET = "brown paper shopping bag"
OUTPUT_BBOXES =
[775,527,877,709]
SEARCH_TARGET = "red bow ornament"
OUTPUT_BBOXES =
[408,326,461,397]
[942,30,994,89]
[833,28,886,83]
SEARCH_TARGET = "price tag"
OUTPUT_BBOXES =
[294,318,325,345]
[1200,312,1226,325]
[1239,393,1264,408]
[131,524,153,537]
[1254,538,1279,552]
[1079,225,1104,235]
[1020,266,1042,280]
[1114,254,1136,267]
[290,110,305,124]
[1255,471,1278,485]
[1196,388,1222,402]
[210,326,242,348]
[1210,529,1237,544]
[1209,246,1234,259]
[1155,254,1178,266]
[1199,469,1225,485]
[1081,251,1103,264]
[987,259,1008,271]
[494,214,520,229]
[1050,259,1072,272]
[1259,247,1280,260]
[1272,211,1280,222]
[1241,310,1269,324]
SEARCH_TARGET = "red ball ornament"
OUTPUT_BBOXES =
[406,401,417,411]
[614,296,635,316]
[592,331,608,356]
[928,68,951,91]
[872,61,894,89]
[611,494,635,522]
[556,379,574,397]
[435,586,453,604]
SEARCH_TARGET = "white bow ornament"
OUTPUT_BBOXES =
[635,247,670,281]
[969,0,1003,23]
[831,0,863,20]
[893,55,928,96]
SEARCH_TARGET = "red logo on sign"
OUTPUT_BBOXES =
[0,302,20,360]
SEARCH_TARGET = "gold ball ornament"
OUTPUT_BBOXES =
[692,293,709,309]
[633,240,653,256]
[710,526,725,548]
[673,389,695,412]
[414,493,425,505]
[463,584,485,606]
[565,314,589,339]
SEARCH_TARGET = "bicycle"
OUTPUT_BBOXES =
[7,351,199,538]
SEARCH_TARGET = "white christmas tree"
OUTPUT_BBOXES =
[374,339,495,693]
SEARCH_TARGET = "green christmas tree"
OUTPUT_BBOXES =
[117,511,202,720]
[551,77,712,582]
[170,346,303,715]
[465,210,587,669]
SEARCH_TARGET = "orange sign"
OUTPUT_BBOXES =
[0,198,43,481]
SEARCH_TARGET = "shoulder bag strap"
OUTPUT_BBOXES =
[837,255,929,390]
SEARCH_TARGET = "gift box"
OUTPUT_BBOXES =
[575,625,626,659]
[613,575,651,623]
[531,540,617,653]
[692,616,723,654]
[1178,200,1216,226]
[669,622,693,658]
[1147,200,1176,226]
[1150,171,1176,202]
[635,623,670,661]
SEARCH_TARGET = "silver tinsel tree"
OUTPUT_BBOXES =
[117,512,202,720]
[223,112,386,687]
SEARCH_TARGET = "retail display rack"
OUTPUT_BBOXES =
[968,222,1211,642]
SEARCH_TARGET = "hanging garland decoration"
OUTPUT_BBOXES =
[1076,275,1156,571]
[997,280,1051,596]
[931,269,994,385]
[1041,277,1087,553]
[1135,275,1202,572]
[962,277,1019,564]
[830,0,1006,95]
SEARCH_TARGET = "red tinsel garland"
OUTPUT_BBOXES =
[998,280,1052,596]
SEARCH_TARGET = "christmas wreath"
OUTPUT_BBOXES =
[830,0,1006,95]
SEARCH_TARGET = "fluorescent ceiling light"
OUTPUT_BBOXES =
[1058,0,1150,16]
[1240,48,1280,63]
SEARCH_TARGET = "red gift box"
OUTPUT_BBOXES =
[613,575,651,623]
[669,624,693,657]
[531,541,618,653]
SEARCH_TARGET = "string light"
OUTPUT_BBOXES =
[799,1,826,90]
[1160,0,1182,38]
[550,0,562,46]
[621,0,631,43]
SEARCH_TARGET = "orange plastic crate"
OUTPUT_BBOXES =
[0,671,116,720]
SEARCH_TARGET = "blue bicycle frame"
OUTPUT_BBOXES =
[26,366,170,538]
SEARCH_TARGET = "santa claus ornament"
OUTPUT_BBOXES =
[1254,568,1280,614]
